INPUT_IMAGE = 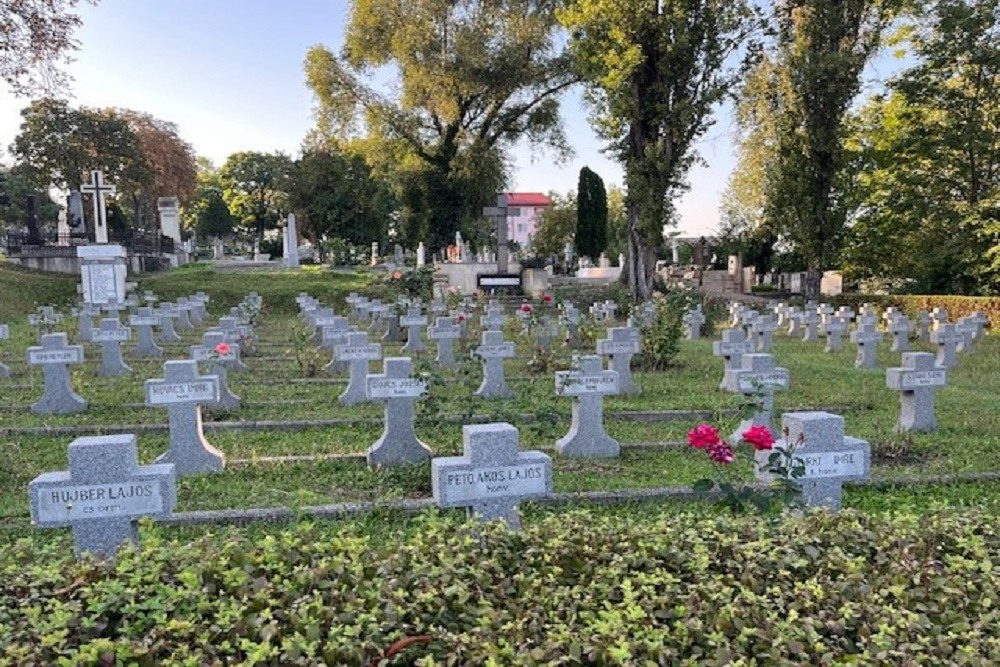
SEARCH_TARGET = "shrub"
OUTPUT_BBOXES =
[1,509,998,664]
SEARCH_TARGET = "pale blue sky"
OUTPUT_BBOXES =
[1,0,761,236]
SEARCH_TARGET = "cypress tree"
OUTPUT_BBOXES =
[576,167,608,261]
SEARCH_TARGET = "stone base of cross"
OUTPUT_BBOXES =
[29,434,176,558]
[432,423,552,529]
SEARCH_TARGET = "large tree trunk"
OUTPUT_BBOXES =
[622,201,655,303]
[804,264,822,303]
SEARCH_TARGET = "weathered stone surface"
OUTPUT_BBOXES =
[366,357,432,466]
[554,355,620,458]
[336,332,382,405]
[147,360,224,475]
[474,330,515,399]
[27,333,87,414]
[886,352,946,433]
[92,318,132,377]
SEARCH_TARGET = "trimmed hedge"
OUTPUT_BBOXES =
[2,509,998,665]
[836,294,1000,329]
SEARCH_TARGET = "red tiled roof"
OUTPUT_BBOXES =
[504,192,552,207]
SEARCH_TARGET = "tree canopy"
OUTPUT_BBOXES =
[576,166,607,262]
[303,0,578,254]
[1,0,95,96]
[218,151,294,243]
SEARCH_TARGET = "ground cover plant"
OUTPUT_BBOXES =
[1,262,999,663]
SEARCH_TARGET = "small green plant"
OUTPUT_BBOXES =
[638,292,687,370]
[287,325,325,377]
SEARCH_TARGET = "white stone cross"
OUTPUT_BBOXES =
[146,360,224,475]
[92,317,132,377]
[886,352,947,433]
[81,170,117,244]
[427,316,461,367]
[0,323,10,378]
[432,423,552,530]
[930,323,961,370]
[554,355,620,458]
[714,328,755,391]
[729,353,789,439]
[29,434,176,557]
[190,332,242,410]
[400,307,428,354]
[850,321,883,369]
[474,330,516,399]
[27,333,87,414]
[596,327,641,395]
[335,331,382,405]
[366,357,431,466]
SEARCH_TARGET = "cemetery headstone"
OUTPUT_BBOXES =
[400,308,428,354]
[561,305,581,346]
[335,332,382,405]
[27,333,87,414]
[474,330,516,399]
[190,333,241,411]
[763,412,869,510]
[92,318,132,377]
[146,360,224,474]
[427,316,461,368]
[823,316,847,353]
[713,328,755,391]
[914,311,932,342]
[366,357,432,466]
[753,315,778,352]
[886,352,947,433]
[785,308,803,336]
[129,307,163,358]
[729,353,789,439]
[29,434,176,558]
[155,304,182,343]
[801,310,819,342]
[683,307,705,340]
[850,321,883,369]
[75,305,97,343]
[0,324,10,378]
[931,307,949,331]
[554,355,620,458]
[596,327,641,395]
[887,316,912,353]
[930,323,960,370]
[432,423,552,530]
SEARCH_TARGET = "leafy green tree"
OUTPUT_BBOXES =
[302,0,577,255]
[191,191,234,240]
[575,166,608,261]
[560,0,760,301]
[760,0,897,300]
[218,151,293,244]
[531,191,576,259]
[287,149,395,248]
[603,184,627,261]
[842,0,999,294]
[0,164,59,232]
[1,0,96,96]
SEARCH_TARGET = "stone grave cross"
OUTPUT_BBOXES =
[29,434,176,558]
[0,323,9,378]
[427,316,461,368]
[729,353,789,438]
[400,307,428,354]
[146,360,224,475]
[474,330,516,399]
[155,303,182,343]
[335,331,383,405]
[554,355,620,458]
[27,333,87,414]
[764,412,870,510]
[713,328,756,391]
[800,309,820,342]
[823,316,847,353]
[80,170,117,244]
[930,323,961,370]
[92,318,132,376]
[366,357,432,466]
[190,332,241,410]
[887,316,912,353]
[886,352,947,433]
[432,423,552,530]
[129,307,163,358]
[596,327,641,395]
[850,321,883,369]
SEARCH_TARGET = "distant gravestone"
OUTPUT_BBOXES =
[382,311,403,342]
[0,324,10,378]
[785,308,803,336]
[930,323,960,370]
[801,310,820,342]
[561,305,581,346]
[190,333,241,411]
[887,316,912,353]
[335,332,382,405]
[146,360,224,475]
[931,307,949,331]
[432,423,552,530]
[75,305,97,343]
[482,307,506,332]
[836,306,855,323]
[753,315,778,352]
[92,318,132,377]
[955,316,978,354]
[427,316,461,368]
[713,328,755,391]
[683,308,705,340]
[29,434,176,558]
[366,357,432,466]
[321,318,354,375]
[766,412,869,510]
[728,353,789,439]
[155,304,182,343]
[214,318,250,371]
[174,299,195,331]
[886,352,947,433]
[129,307,163,358]
[596,327,641,395]
[400,308,428,354]
[474,330,515,399]
[823,316,847,353]
[28,333,87,414]
[850,321,883,369]
[554,355,620,458]
[914,311,932,342]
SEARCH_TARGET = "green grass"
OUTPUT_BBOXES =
[1,263,999,544]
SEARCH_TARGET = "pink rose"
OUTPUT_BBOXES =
[707,440,735,465]
[214,342,231,356]
[542,293,553,304]
[741,424,775,451]
[519,303,533,314]
[687,423,721,450]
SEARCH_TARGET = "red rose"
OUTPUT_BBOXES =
[457,313,467,323]
[687,423,721,450]
[542,293,553,303]
[391,271,403,280]
[707,440,735,464]
[741,424,775,451]
[519,303,533,313]
[214,342,231,356]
